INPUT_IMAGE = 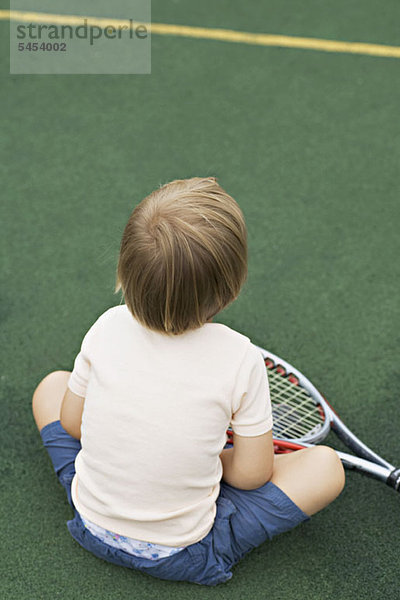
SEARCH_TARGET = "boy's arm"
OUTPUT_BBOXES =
[60,388,85,440]
[220,430,274,490]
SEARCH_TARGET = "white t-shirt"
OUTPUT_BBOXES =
[68,305,273,547]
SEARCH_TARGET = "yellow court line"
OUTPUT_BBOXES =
[2,9,400,59]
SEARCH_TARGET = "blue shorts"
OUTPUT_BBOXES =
[40,420,309,586]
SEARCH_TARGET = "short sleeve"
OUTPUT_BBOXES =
[68,347,91,397]
[67,317,101,397]
[230,343,273,437]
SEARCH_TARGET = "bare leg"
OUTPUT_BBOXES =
[271,446,345,516]
[32,370,71,432]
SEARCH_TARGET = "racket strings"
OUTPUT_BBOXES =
[267,365,325,440]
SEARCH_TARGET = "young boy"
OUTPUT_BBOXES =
[32,177,344,586]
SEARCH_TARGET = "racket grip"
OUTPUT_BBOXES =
[387,468,400,491]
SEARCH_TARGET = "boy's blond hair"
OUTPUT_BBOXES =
[114,177,248,335]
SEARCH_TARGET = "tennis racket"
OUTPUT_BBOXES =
[226,346,400,492]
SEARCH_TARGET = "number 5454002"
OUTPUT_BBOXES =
[18,42,66,51]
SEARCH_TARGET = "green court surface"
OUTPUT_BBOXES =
[1,1,400,598]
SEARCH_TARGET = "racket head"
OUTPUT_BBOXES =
[256,346,334,444]
[225,346,397,479]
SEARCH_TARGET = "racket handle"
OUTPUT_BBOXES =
[387,468,400,491]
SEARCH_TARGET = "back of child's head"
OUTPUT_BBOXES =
[115,177,248,335]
